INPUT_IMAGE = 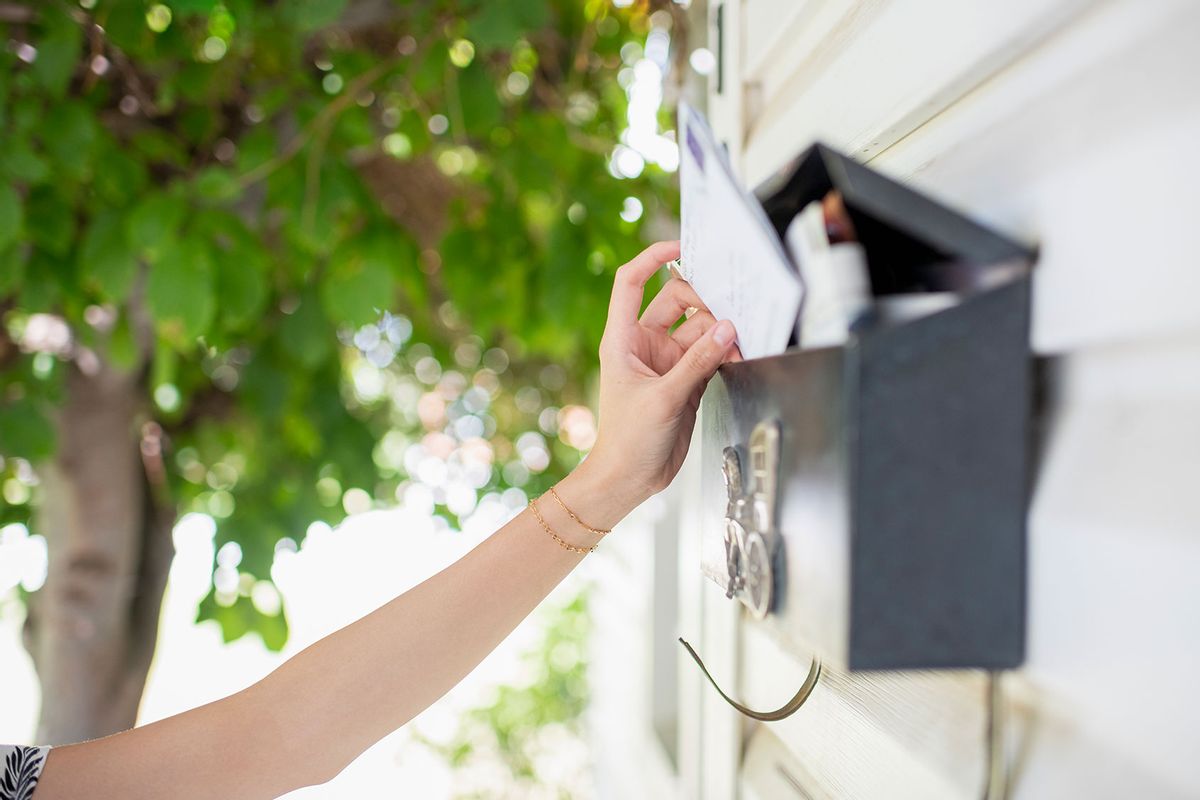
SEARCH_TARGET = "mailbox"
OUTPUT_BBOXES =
[699,145,1034,671]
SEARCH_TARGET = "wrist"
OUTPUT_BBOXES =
[555,455,646,533]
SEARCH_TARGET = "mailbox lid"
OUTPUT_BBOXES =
[756,143,1036,295]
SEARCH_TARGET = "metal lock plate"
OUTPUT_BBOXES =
[721,420,782,620]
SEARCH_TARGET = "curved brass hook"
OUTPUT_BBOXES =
[679,637,822,722]
[983,670,1008,800]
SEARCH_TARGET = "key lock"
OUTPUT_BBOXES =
[679,420,822,722]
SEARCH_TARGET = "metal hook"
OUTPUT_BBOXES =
[983,670,1008,800]
[679,638,822,722]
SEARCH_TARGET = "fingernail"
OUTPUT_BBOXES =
[713,320,734,346]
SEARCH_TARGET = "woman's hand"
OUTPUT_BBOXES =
[568,241,740,521]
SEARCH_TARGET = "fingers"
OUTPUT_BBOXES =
[640,277,706,331]
[606,240,681,329]
[662,319,736,404]
[670,308,716,349]
[671,311,741,363]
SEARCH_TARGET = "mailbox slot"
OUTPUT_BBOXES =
[700,145,1033,671]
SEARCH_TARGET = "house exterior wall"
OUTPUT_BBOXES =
[590,2,1200,797]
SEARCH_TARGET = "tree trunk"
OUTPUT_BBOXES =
[22,361,175,744]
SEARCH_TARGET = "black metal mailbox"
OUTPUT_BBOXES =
[699,144,1034,671]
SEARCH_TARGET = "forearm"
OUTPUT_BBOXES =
[260,461,641,780]
[33,239,723,800]
[35,461,641,800]
[249,460,638,793]
[260,479,619,786]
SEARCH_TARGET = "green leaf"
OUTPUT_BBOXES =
[105,314,140,370]
[0,142,50,184]
[151,336,177,388]
[102,2,152,55]
[146,239,215,340]
[127,193,187,256]
[236,126,277,173]
[32,11,83,98]
[0,184,22,250]
[6,97,35,138]
[216,242,269,329]
[239,354,288,419]
[319,250,394,326]
[179,105,218,145]
[129,128,189,169]
[191,210,270,330]
[170,0,220,15]
[81,211,138,301]
[257,604,289,651]
[0,245,25,294]
[25,187,73,257]
[469,0,550,50]
[279,290,333,367]
[0,397,55,460]
[197,590,250,642]
[92,143,149,205]
[459,61,502,136]
[197,590,289,651]
[286,0,347,31]
[18,250,65,311]
[195,167,243,202]
[41,102,97,178]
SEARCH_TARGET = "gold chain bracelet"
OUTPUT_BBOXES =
[529,496,598,554]
[547,486,612,537]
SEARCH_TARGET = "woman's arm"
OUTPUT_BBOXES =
[33,240,738,800]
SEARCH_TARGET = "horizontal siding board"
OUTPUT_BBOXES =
[737,623,986,799]
[739,0,1097,185]
[868,0,1200,351]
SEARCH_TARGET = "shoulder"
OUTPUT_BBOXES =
[0,745,50,800]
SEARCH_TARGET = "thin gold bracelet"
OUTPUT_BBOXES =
[547,486,612,537]
[529,496,598,554]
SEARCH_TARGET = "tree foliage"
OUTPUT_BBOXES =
[413,590,592,797]
[0,0,679,647]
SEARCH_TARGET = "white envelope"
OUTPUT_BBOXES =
[678,102,803,360]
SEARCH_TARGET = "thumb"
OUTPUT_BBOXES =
[663,319,736,403]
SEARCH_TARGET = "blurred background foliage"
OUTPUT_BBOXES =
[412,592,592,799]
[0,0,687,656]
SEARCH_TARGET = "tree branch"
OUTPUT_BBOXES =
[119,421,176,708]
[444,59,468,145]
[0,3,35,24]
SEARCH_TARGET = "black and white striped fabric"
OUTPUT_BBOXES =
[0,746,48,800]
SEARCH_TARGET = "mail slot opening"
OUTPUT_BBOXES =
[759,143,1032,298]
